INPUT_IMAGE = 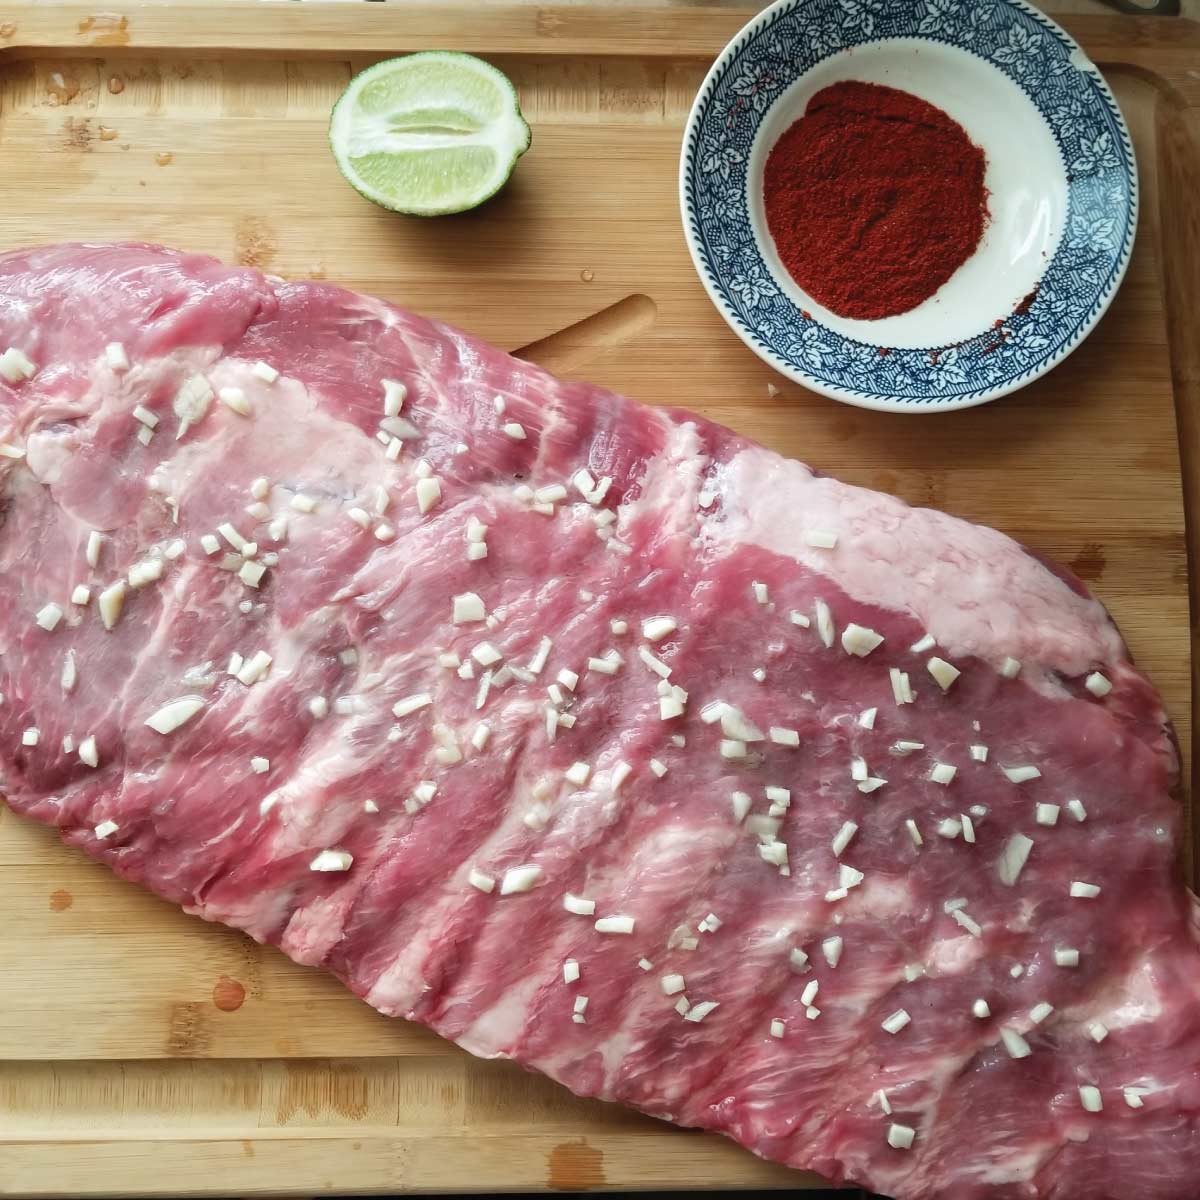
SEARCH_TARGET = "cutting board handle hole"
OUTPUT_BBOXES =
[515,293,657,375]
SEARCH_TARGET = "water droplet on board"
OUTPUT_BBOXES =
[212,976,246,1012]
[580,269,594,282]
[107,76,125,94]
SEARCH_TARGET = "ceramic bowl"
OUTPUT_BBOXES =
[679,0,1137,413]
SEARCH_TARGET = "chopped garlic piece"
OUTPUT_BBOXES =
[730,791,752,824]
[937,817,962,840]
[104,341,129,371]
[642,615,677,642]
[832,821,858,857]
[1067,798,1088,822]
[564,761,592,787]
[500,865,542,895]
[905,818,923,846]
[660,973,686,996]
[235,650,273,687]
[789,610,810,628]
[684,1000,719,1023]
[0,346,36,382]
[821,936,843,968]
[173,373,213,439]
[1035,803,1060,827]
[250,756,270,774]
[637,645,671,677]
[929,762,956,786]
[887,1124,915,1151]
[1054,947,1080,968]
[927,656,960,690]
[467,868,495,894]
[239,560,267,588]
[310,849,352,872]
[416,476,442,513]
[841,623,883,657]
[381,378,407,416]
[502,421,526,440]
[251,360,279,383]
[804,530,838,549]
[219,387,251,416]
[1085,671,1112,697]
[768,726,799,747]
[770,1018,785,1039]
[595,915,635,934]
[1001,1028,1032,1059]
[881,1009,911,1035]
[970,744,989,762]
[889,668,913,705]
[98,581,127,631]
[1070,880,1101,898]
[35,602,64,632]
[814,598,834,648]
[1002,764,1042,784]
[972,998,991,1019]
[452,592,486,624]
[472,642,503,667]
[997,832,1034,886]
[392,693,432,718]
[145,696,205,735]
[94,819,119,839]
[1079,1085,1103,1113]
[953,909,983,937]
[21,727,39,747]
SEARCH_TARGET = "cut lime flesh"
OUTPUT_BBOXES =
[330,52,531,217]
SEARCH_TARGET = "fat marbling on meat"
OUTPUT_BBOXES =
[1,244,1198,1200]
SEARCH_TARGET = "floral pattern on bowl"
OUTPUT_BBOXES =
[679,0,1137,412]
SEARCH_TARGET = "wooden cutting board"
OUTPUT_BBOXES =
[1,3,1198,1195]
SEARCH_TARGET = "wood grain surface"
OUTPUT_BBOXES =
[0,3,1197,1196]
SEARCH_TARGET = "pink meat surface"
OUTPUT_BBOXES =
[1,243,1198,1199]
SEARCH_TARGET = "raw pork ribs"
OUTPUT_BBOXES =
[1,244,1198,1200]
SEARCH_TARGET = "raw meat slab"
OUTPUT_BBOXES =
[1,244,1198,1200]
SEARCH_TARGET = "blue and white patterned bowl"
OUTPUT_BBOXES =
[680,0,1137,413]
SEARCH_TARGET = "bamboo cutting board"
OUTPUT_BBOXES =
[1,3,1199,1195]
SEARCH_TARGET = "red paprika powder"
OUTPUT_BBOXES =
[763,81,988,321]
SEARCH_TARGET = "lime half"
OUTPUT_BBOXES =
[330,52,531,217]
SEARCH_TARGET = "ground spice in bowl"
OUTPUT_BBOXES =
[763,80,989,321]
